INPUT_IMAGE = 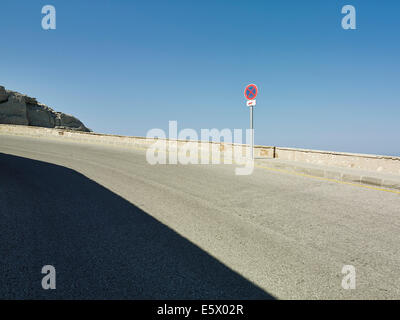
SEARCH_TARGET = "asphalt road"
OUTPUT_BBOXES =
[1,134,399,299]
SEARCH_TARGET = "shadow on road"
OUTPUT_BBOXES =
[0,152,274,299]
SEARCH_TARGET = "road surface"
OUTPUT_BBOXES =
[1,134,399,299]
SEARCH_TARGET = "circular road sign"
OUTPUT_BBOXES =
[244,84,258,100]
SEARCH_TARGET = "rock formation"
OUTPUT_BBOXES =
[0,86,91,132]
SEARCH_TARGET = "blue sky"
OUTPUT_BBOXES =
[1,0,399,156]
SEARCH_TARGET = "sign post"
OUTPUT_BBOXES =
[244,84,258,160]
[250,104,253,159]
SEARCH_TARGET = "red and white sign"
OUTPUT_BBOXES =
[244,84,258,100]
[246,100,256,107]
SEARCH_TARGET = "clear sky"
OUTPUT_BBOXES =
[1,0,399,156]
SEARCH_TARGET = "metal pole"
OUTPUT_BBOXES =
[250,105,254,160]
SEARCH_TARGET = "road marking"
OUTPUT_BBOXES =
[132,146,400,195]
[254,163,400,195]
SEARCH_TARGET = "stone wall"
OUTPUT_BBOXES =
[1,124,399,175]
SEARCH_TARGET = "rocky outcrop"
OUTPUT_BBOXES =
[0,86,91,132]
